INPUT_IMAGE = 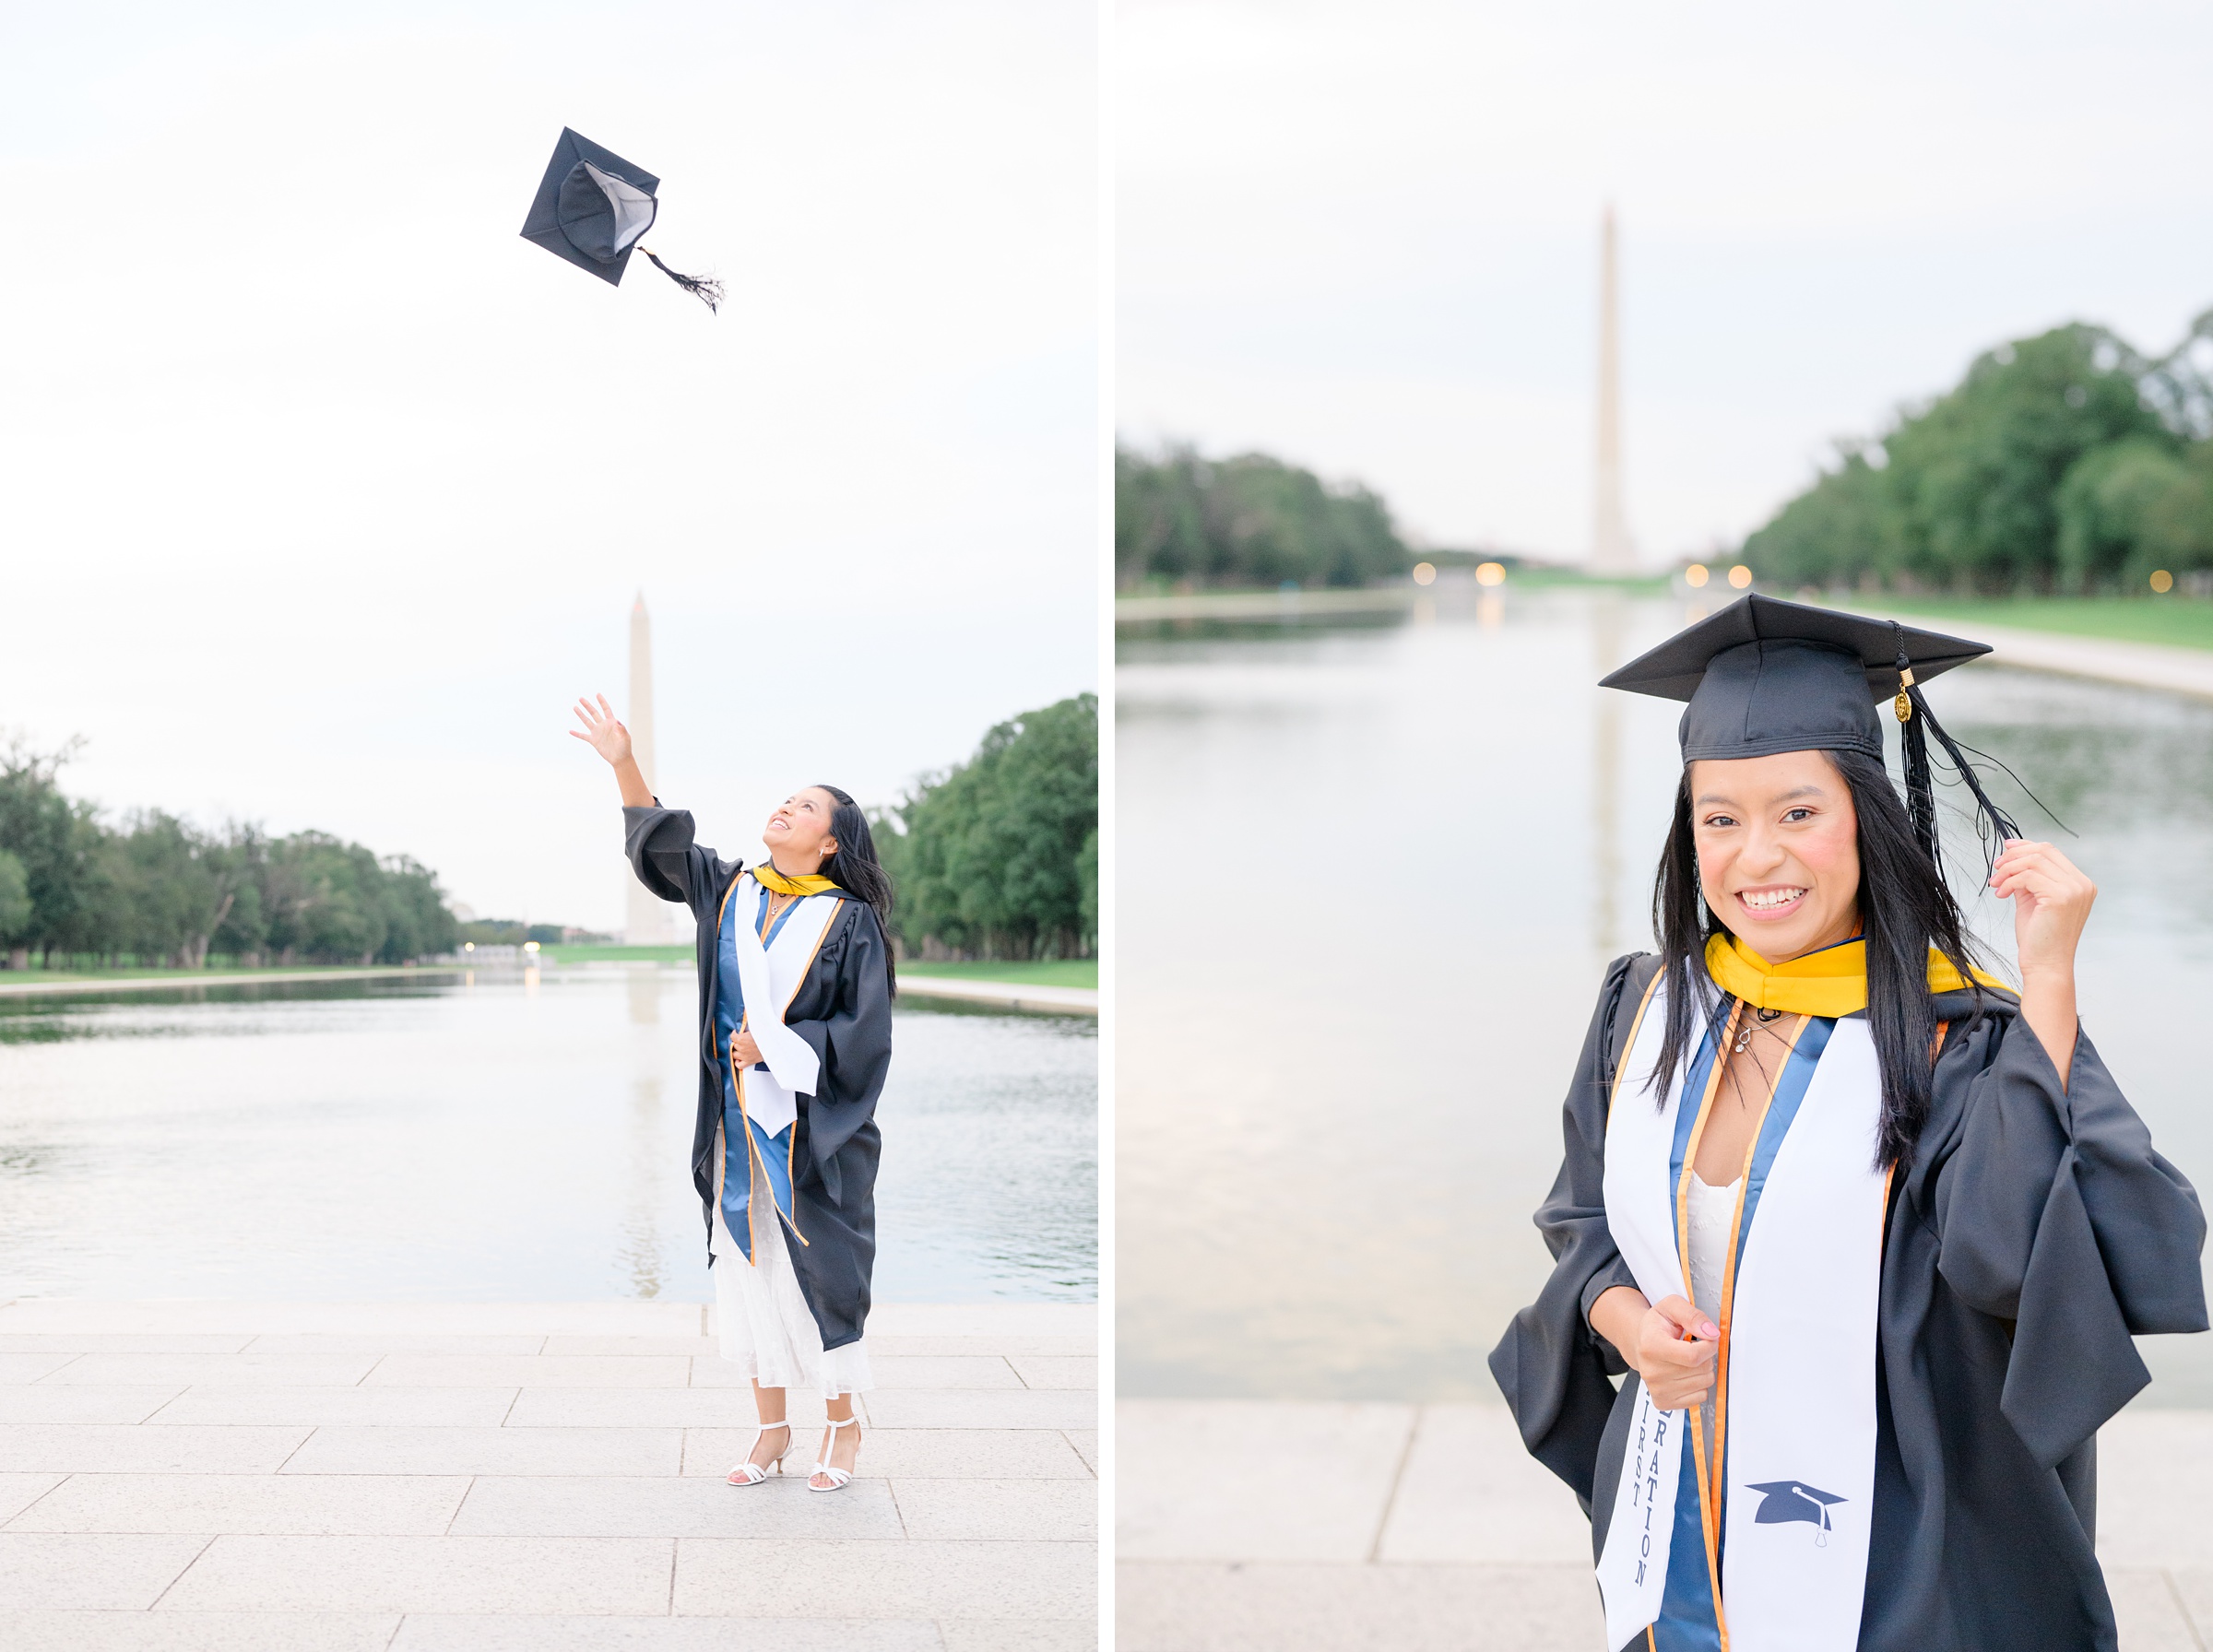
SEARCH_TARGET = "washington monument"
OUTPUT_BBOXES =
[623,592,664,945]
[1592,204,1632,573]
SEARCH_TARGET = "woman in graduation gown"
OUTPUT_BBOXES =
[573,694,894,1493]
[1490,596,2207,1652]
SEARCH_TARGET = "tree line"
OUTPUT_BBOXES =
[0,739,457,971]
[1742,313,2213,594]
[872,693,1096,962]
[1117,442,1414,590]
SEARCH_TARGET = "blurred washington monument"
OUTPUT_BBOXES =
[1592,205,1632,573]
[624,592,664,946]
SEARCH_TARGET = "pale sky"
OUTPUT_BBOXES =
[1,0,1096,932]
[1118,0,2213,566]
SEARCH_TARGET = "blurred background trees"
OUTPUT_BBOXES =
[1743,314,2213,594]
[0,738,458,970]
[874,693,1097,961]
[1117,444,1414,590]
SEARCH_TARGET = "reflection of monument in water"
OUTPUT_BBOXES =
[1592,204,1632,574]
[624,592,667,946]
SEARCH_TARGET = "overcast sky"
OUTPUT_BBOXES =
[1118,0,2213,566]
[1,0,1095,932]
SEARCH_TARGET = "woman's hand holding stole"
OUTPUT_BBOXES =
[1591,1286,1721,1410]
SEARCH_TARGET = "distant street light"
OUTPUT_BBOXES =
[2151,570,2175,594]
[1728,565,1754,589]
[1412,561,1437,586]
[1684,565,1710,588]
[1475,561,1507,587]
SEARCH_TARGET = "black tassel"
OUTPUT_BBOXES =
[1889,621,2055,872]
[643,249,724,313]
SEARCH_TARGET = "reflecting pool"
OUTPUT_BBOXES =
[0,968,1096,1304]
[1118,584,2213,1404]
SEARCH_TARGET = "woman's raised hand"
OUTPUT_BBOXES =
[1990,839,2095,983]
[1634,1295,1721,1411]
[569,694,633,767]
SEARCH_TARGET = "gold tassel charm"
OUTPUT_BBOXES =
[1894,666,1916,723]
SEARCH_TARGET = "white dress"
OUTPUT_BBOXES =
[711,1139,872,1398]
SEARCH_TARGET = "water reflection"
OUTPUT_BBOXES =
[0,970,1095,1304]
[1118,588,2213,1404]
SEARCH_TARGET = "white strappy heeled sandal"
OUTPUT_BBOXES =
[727,1421,792,1486]
[809,1414,860,1493]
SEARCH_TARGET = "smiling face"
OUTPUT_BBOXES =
[762,787,842,873]
[1689,749,1863,962]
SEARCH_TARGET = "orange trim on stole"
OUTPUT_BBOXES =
[1674,1000,1740,1652]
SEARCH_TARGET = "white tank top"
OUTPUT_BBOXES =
[1686,1173,1740,1462]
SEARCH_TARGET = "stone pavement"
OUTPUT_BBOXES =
[1118,1398,2213,1650]
[0,1299,1096,1649]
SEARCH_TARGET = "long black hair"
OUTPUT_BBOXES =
[1648,748,1984,1169]
[813,785,896,995]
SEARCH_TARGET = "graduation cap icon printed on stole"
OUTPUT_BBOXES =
[1746,1481,1846,1544]
[520,128,724,313]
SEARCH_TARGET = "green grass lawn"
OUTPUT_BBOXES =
[1872,595,2213,653]
[898,958,1096,989]
[538,944,692,964]
[540,946,1096,989]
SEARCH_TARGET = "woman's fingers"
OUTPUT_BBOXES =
[1651,1294,1721,1341]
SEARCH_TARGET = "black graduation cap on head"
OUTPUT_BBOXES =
[1601,592,2024,864]
[520,127,723,313]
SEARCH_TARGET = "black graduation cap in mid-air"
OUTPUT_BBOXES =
[520,127,723,313]
[1602,592,2026,863]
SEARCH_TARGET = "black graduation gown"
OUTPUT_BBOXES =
[622,803,893,1351]
[1490,952,2209,1652]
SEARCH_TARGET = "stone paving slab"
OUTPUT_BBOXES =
[0,1336,255,1355]
[43,1354,379,1387]
[0,1532,216,1610]
[6,1473,472,1536]
[0,1386,184,1425]
[690,1354,1022,1391]
[0,1425,312,1475]
[867,1390,1097,1431]
[147,1386,518,1428]
[161,1534,677,1613]
[940,1625,1098,1652]
[891,1478,1098,1541]
[283,1424,683,1478]
[245,1334,546,1355]
[0,1474,65,1522]
[367,1354,695,1388]
[388,1616,946,1650]
[0,1609,399,1649]
[870,1336,1098,1359]
[673,1536,1095,1620]
[446,1473,906,1538]
[1120,1398,2213,1647]
[0,1302,1096,1645]
[683,1426,1096,1481]
[0,1353,80,1382]
[508,1388,853,1429]
[1007,1357,1097,1390]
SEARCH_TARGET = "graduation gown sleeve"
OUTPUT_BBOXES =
[1862,998,2208,1651]
[621,802,742,918]
[1488,951,1658,1513]
[782,903,893,1351]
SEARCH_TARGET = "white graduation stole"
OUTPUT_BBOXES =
[1595,975,1888,1652]
[725,873,842,1139]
